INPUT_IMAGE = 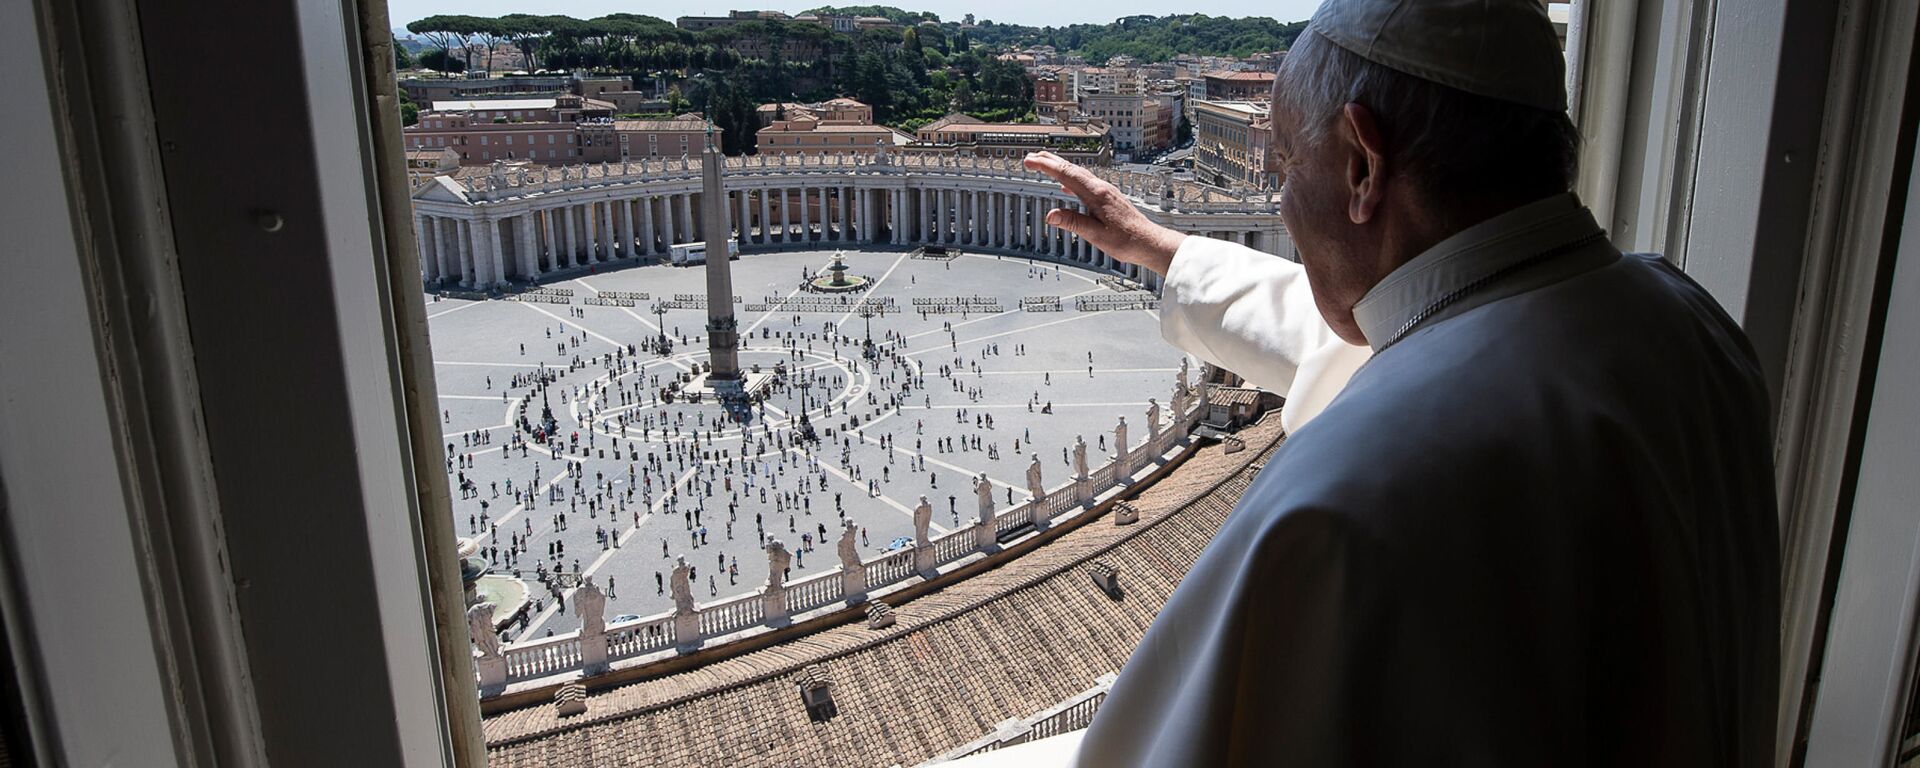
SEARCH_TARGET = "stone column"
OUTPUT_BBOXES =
[838,187,850,242]
[850,188,863,243]
[780,188,793,243]
[599,202,615,262]
[660,195,677,249]
[918,189,930,243]
[638,197,655,256]
[965,189,975,245]
[562,206,578,268]
[989,192,1000,248]
[1009,193,1018,249]
[758,189,772,245]
[975,190,986,246]
[487,216,508,286]
[518,213,538,279]
[892,189,905,244]
[677,194,694,244]
[885,189,897,244]
[578,204,596,264]
[962,190,974,245]
[545,208,560,270]
[799,186,811,243]
[825,187,838,242]
[941,189,954,245]
[737,190,751,249]
[480,217,503,286]
[619,200,635,260]
[453,219,472,287]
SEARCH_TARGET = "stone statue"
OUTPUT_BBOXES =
[1026,455,1045,502]
[1073,435,1089,480]
[838,519,861,571]
[913,495,933,548]
[1177,358,1190,395]
[1147,398,1162,438]
[973,474,994,522]
[669,555,695,614]
[575,577,606,637]
[1115,416,1129,456]
[765,539,790,587]
[468,601,501,658]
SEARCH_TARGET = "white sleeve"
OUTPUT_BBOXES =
[1158,235,1345,394]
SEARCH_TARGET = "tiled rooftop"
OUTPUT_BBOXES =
[481,413,1285,766]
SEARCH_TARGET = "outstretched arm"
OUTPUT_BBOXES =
[1022,152,1345,394]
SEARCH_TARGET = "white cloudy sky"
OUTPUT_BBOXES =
[385,1,1323,30]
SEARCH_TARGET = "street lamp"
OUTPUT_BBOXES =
[857,304,877,359]
[650,300,671,355]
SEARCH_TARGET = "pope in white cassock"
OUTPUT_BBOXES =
[1018,0,1780,765]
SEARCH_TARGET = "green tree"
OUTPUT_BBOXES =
[395,44,414,70]
[417,48,465,72]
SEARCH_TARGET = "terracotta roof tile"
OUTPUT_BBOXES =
[482,413,1286,766]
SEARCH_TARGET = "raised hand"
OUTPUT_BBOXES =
[1022,151,1186,277]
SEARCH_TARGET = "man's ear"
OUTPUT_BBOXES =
[1340,103,1389,224]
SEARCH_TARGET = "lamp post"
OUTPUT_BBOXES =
[650,300,671,356]
[857,304,876,360]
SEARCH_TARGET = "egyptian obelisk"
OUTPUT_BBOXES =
[700,123,742,396]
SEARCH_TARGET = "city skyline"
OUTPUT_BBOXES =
[386,1,1322,32]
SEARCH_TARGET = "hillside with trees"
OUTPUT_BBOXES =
[965,14,1306,63]
[398,10,1298,152]
[404,13,1034,151]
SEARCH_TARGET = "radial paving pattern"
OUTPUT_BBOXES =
[428,248,1184,641]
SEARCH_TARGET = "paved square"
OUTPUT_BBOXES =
[428,247,1186,640]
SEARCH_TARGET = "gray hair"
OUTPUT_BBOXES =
[1274,29,1579,206]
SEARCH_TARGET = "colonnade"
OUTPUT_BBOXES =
[414,173,1283,291]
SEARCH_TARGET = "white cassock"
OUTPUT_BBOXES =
[1077,194,1780,766]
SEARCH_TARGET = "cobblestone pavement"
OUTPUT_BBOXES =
[428,247,1184,641]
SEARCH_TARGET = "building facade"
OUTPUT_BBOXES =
[756,119,911,156]
[1202,71,1276,102]
[1192,100,1274,191]
[915,114,1113,164]
[404,108,712,166]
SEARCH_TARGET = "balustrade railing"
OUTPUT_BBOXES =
[503,635,582,681]
[1045,487,1080,516]
[476,385,1214,692]
[995,503,1035,536]
[785,571,845,615]
[933,529,973,566]
[868,548,917,585]
[697,594,765,637]
[604,616,675,659]
[1089,462,1117,490]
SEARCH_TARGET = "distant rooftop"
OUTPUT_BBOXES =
[430,98,558,112]
[1205,71,1277,82]
[612,118,711,132]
